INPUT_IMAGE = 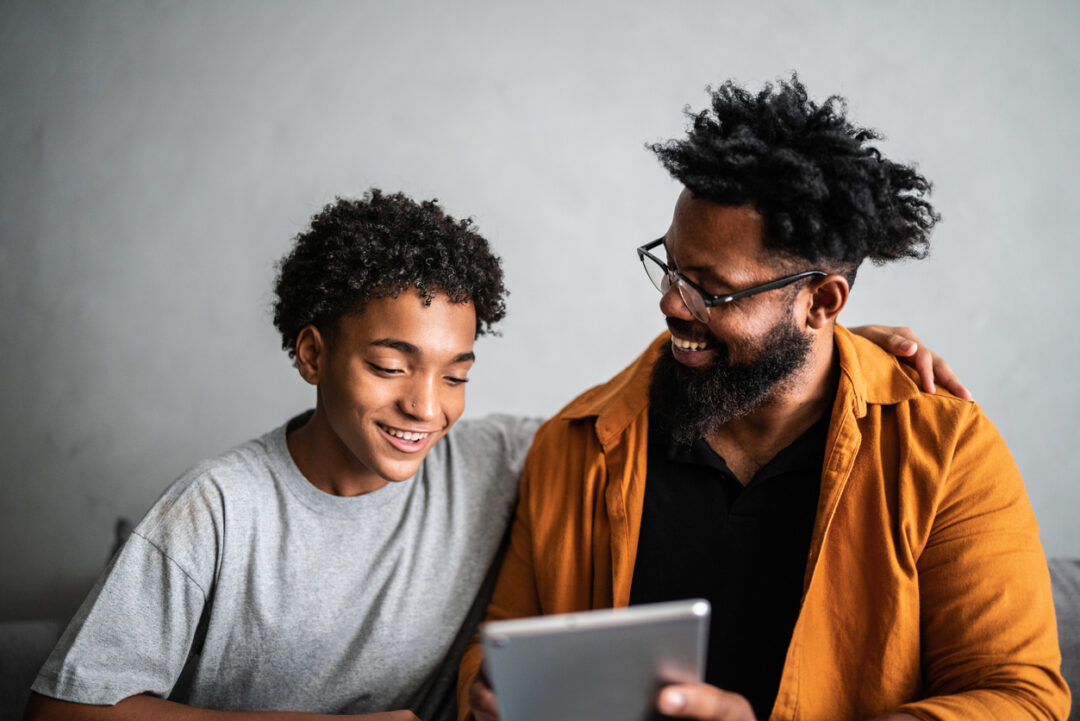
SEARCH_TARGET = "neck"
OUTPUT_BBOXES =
[286,402,388,497]
[705,332,839,484]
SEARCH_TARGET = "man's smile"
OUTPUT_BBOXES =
[669,334,721,369]
[671,334,712,352]
[667,318,720,367]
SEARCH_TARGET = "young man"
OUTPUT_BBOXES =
[26,188,960,721]
[26,191,540,721]
[462,78,1069,721]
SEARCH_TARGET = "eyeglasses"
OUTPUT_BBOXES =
[636,237,827,323]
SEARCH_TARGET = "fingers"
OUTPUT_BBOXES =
[892,337,918,356]
[931,354,973,401]
[888,332,976,400]
[848,324,973,400]
[657,684,757,721]
[848,324,919,357]
[911,345,936,395]
[469,677,500,721]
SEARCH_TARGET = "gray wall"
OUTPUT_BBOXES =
[1,0,1077,621]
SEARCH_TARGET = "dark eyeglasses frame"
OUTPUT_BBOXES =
[636,237,827,319]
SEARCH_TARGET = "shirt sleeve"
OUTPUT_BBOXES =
[31,526,209,705]
[897,404,1071,720]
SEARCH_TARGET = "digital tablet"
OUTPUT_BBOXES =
[481,599,710,721]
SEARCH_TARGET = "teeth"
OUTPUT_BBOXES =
[672,335,709,351]
[383,426,430,442]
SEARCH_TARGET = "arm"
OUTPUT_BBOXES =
[892,405,1069,720]
[848,324,972,400]
[28,529,213,709]
[25,693,419,721]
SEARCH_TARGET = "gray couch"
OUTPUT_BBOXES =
[3,560,1078,721]
[0,618,64,721]
[1053,558,1080,719]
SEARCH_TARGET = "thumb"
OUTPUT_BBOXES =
[657,684,756,721]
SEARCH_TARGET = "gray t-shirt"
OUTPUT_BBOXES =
[33,412,541,720]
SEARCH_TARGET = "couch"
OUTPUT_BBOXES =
[1054,558,1080,719]
[3,560,1078,720]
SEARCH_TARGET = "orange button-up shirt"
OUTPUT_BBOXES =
[458,326,1069,720]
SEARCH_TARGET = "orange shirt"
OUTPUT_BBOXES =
[458,327,1069,720]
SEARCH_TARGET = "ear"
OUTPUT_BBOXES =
[806,274,849,330]
[294,325,326,386]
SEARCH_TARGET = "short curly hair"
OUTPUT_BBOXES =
[273,189,507,359]
[649,75,939,278]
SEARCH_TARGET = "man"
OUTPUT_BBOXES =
[461,77,1070,721]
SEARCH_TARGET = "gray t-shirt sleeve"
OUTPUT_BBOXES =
[31,532,208,705]
[31,469,223,706]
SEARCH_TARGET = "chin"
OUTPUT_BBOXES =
[378,461,426,484]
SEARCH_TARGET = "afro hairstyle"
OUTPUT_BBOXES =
[272,189,507,360]
[649,74,939,278]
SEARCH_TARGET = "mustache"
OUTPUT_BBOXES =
[651,315,815,445]
[665,317,715,343]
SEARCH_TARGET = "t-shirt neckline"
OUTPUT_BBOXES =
[267,410,413,518]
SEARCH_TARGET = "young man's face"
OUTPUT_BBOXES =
[310,290,476,492]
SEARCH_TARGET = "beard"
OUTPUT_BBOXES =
[649,316,814,446]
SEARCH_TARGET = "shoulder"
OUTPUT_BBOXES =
[135,423,290,544]
[446,413,543,456]
[418,414,543,501]
[834,327,1020,489]
[902,393,1017,490]
[850,353,1002,475]
[849,353,1024,522]
[837,326,978,432]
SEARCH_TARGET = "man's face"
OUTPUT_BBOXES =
[315,290,476,490]
[650,192,814,444]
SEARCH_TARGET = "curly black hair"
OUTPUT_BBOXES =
[649,75,939,277]
[272,189,507,359]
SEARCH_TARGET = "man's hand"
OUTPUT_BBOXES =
[848,324,973,401]
[468,674,500,721]
[656,684,757,721]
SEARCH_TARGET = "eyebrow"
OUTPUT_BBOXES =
[370,338,475,364]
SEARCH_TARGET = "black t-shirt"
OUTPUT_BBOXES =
[629,410,828,720]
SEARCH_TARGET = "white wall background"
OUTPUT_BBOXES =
[1,0,1077,620]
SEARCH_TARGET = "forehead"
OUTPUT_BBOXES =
[336,290,477,355]
[666,192,768,275]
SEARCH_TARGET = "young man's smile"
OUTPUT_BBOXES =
[376,422,438,452]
